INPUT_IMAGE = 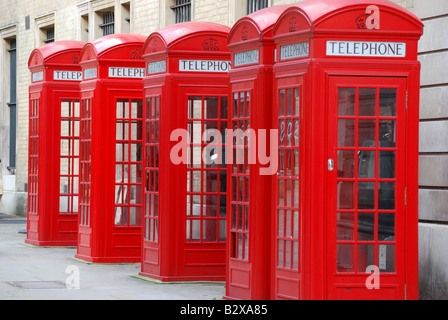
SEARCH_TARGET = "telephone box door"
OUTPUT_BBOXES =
[274,75,303,300]
[327,76,407,300]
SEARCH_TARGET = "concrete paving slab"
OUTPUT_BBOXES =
[0,222,226,300]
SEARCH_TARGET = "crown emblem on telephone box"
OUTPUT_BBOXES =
[202,37,221,51]
[129,47,143,60]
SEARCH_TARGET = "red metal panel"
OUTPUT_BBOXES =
[26,41,84,247]
[271,0,423,300]
[140,22,231,282]
[75,34,145,263]
[225,5,291,301]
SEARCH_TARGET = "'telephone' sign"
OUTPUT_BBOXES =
[326,41,406,57]
[109,67,145,78]
[179,60,231,73]
[54,70,82,81]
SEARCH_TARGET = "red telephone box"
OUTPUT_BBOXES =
[224,5,291,300]
[139,22,231,281]
[26,41,85,246]
[272,0,423,300]
[75,34,146,263]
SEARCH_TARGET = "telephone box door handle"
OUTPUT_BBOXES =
[328,159,334,171]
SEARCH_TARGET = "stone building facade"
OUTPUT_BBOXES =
[0,0,446,299]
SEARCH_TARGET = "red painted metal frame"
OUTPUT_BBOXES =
[140,22,231,282]
[76,34,146,263]
[224,5,291,300]
[26,41,85,247]
[272,0,423,300]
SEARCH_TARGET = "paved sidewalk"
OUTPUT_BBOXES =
[0,216,225,300]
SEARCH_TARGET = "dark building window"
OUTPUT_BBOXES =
[171,0,191,23]
[7,38,16,169]
[44,27,55,44]
[247,0,269,14]
[100,11,115,36]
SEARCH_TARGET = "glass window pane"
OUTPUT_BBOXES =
[358,181,375,210]
[379,120,396,147]
[337,150,355,178]
[205,171,218,193]
[292,241,299,270]
[278,210,284,237]
[285,119,292,146]
[245,92,250,117]
[232,205,237,229]
[219,195,226,217]
[279,89,285,116]
[60,158,69,175]
[294,87,300,116]
[219,220,226,242]
[286,179,292,207]
[379,89,396,117]
[379,182,395,210]
[203,195,217,217]
[221,97,228,119]
[244,234,249,260]
[189,97,202,119]
[359,88,376,117]
[203,220,217,242]
[338,88,355,116]
[294,120,299,147]
[337,181,354,209]
[61,101,70,118]
[337,244,354,273]
[286,88,292,116]
[358,151,375,179]
[357,244,375,273]
[238,233,243,259]
[146,98,150,120]
[378,213,395,241]
[237,205,243,230]
[294,149,299,176]
[379,151,395,179]
[61,120,69,137]
[285,240,291,268]
[278,239,284,267]
[293,210,299,238]
[379,244,395,273]
[239,92,245,117]
[358,120,376,148]
[204,97,219,119]
[293,180,299,207]
[285,210,291,237]
[233,93,238,118]
[187,220,201,241]
[279,119,285,146]
[155,97,159,119]
[338,119,355,147]
[358,212,375,241]
[337,212,354,241]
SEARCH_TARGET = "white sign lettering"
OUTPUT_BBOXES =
[179,60,231,73]
[54,70,82,81]
[109,67,145,78]
[280,42,309,60]
[147,60,166,74]
[83,67,97,80]
[234,49,259,67]
[326,41,406,57]
[32,71,43,82]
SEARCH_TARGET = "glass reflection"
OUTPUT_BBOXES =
[338,88,355,116]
